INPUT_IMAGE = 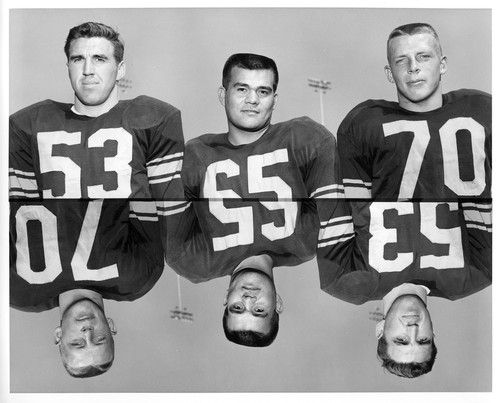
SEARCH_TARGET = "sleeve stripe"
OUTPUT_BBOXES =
[466,223,492,232]
[9,189,41,198]
[318,233,355,248]
[310,184,345,198]
[149,173,182,185]
[463,209,492,226]
[319,222,354,242]
[147,152,184,167]
[343,178,372,198]
[157,201,191,216]
[320,215,352,227]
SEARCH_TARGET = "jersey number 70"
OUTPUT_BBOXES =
[383,118,486,198]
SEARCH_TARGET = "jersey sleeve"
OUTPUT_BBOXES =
[146,107,185,201]
[9,111,42,199]
[336,108,373,199]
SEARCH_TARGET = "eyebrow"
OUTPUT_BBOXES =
[69,53,110,61]
[232,82,273,92]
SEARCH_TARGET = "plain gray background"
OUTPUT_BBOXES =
[2,3,496,403]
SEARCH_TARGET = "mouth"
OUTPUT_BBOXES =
[241,109,259,114]
[242,286,260,291]
[407,79,425,86]
[76,314,96,321]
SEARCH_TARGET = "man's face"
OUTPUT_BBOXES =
[220,67,277,133]
[57,299,115,369]
[380,295,434,363]
[385,33,447,111]
[67,37,125,109]
[224,269,281,334]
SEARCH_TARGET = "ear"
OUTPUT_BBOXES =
[54,326,62,345]
[272,92,278,110]
[375,320,385,339]
[275,294,284,314]
[107,317,117,335]
[439,55,448,76]
[223,289,229,306]
[116,61,126,81]
[384,65,394,83]
[218,86,226,107]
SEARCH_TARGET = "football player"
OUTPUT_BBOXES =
[166,53,353,347]
[9,22,185,377]
[317,23,491,378]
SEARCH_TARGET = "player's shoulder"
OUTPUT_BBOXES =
[10,99,69,120]
[274,116,333,140]
[124,95,181,117]
[10,99,70,130]
[185,131,226,150]
[341,98,396,125]
[444,88,491,104]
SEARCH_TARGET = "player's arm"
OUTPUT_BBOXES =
[147,107,185,200]
[9,115,41,199]
[461,200,492,281]
[336,114,373,199]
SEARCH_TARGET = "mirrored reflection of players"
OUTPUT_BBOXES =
[9,22,185,377]
[165,53,353,347]
[317,23,491,378]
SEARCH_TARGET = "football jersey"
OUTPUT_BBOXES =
[9,95,184,200]
[317,200,492,304]
[167,116,354,282]
[9,96,185,310]
[10,199,164,312]
[338,89,491,200]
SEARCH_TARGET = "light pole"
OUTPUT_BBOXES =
[307,77,331,125]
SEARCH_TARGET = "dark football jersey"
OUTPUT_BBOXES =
[167,117,354,282]
[319,89,493,304]
[338,89,491,200]
[10,200,164,312]
[317,200,492,304]
[9,96,185,310]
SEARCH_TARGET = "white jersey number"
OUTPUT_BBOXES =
[383,118,486,198]
[38,128,133,198]
[204,149,298,251]
[15,201,119,284]
[369,202,464,272]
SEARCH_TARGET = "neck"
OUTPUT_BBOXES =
[232,254,274,279]
[227,124,270,146]
[73,85,119,117]
[58,289,104,318]
[382,283,429,316]
[398,86,443,113]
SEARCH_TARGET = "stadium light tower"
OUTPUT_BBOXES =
[170,274,194,323]
[307,77,331,125]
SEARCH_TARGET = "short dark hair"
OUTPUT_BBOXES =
[64,22,125,62]
[377,335,437,378]
[387,23,442,61]
[222,53,279,91]
[222,306,279,347]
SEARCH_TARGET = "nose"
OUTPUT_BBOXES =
[401,315,421,326]
[83,59,94,76]
[81,325,94,332]
[245,90,259,104]
[242,292,257,299]
[407,57,420,74]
